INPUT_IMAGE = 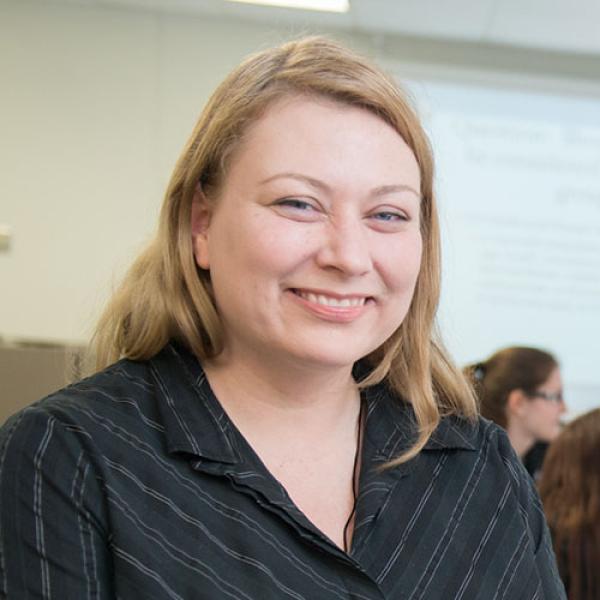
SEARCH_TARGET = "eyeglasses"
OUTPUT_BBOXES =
[527,391,564,404]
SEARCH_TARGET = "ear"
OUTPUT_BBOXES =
[507,389,528,418]
[190,186,212,270]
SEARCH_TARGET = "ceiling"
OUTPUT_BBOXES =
[54,0,600,56]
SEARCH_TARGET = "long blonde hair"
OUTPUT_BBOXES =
[93,36,477,465]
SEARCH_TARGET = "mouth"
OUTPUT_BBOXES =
[290,289,373,308]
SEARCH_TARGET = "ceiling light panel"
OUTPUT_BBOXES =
[226,0,349,13]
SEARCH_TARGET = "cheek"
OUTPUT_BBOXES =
[253,229,316,284]
[538,409,562,440]
[378,233,423,289]
[526,406,558,437]
[546,406,562,426]
[211,216,315,291]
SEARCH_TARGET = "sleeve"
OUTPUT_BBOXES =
[524,478,567,599]
[0,406,114,599]
[499,431,567,600]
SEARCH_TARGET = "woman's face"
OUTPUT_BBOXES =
[518,367,567,442]
[192,95,422,371]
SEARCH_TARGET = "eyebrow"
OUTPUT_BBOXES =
[259,172,421,199]
[371,184,421,199]
[259,173,331,192]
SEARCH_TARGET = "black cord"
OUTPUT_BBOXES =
[343,399,364,553]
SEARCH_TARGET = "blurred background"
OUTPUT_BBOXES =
[1,0,599,420]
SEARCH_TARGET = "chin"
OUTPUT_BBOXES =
[297,329,389,363]
[291,345,372,370]
[301,354,363,370]
[540,430,561,443]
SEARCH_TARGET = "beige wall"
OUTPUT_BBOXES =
[0,342,84,423]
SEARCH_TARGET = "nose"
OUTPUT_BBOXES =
[315,217,373,276]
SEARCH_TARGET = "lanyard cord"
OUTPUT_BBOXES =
[343,399,365,554]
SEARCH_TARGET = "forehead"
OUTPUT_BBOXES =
[225,94,421,192]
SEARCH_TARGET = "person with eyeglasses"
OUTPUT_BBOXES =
[464,346,567,474]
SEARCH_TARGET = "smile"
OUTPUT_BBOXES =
[291,289,371,307]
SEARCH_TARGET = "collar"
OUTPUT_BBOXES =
[149,342,239,464]
[149,342,478,466]
[362,381,478,464]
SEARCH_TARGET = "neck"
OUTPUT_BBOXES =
[506,424,535,459]
[202,348,360,436]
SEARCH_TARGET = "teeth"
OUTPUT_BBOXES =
[298,291,366,307]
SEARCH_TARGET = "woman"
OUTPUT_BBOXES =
[539,408,600,600]
[0,37,565,598]
[465,346,567,464]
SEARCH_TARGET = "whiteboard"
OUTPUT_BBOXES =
[407,78,600,418]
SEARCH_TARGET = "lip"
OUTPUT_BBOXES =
[288,288,373,323]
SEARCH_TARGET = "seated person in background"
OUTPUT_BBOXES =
[464,346,567,476]
[0,38,565,599]
[539,407,600,600]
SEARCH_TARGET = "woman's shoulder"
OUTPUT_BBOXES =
[0,357,159,454]
[472,415,514,449]
[367,383,519,465]
[432,412,514,455]
[434,413,534,493]
[437,413,550,533]
[0,342,214,466]
[473,415,526,471]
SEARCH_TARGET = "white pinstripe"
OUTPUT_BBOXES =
[155,377,203,455]
[501,531,530,599]
[77,387,164,432]
[33,417,55,599]
[75,460,94,600]
[409,443,490,600]
[377,453,449,584]
[454,481,512,600]
[111,365,155,392]
[108,484,312,600]
[0,410,27,595]
[113,547,185,600]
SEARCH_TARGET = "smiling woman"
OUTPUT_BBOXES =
[0,36,566,599]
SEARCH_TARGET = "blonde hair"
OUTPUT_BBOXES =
[93,36,477,465]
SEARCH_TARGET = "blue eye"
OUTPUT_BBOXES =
[273,197,322,222]
[372,211,406,222]
[277,198,314,211]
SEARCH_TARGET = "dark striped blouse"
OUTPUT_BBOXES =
[0,343,566,599]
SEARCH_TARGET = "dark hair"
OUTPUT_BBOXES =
[539,408,600,600]
[463,347,558,429]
